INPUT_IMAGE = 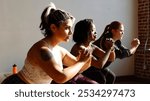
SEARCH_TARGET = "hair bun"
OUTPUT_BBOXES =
[45,2,56,22]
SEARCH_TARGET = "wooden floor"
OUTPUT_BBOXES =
[115,76,150,84]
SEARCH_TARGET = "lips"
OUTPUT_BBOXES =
[65,35,70,40]
[94,34,97,38]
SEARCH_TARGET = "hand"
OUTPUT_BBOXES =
[79,58,92,73]
[104,38,115,51]
[131,38,140,48]
[78,47,92,62]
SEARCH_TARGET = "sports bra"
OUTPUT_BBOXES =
[19,40,54,84]
[19,59,52,84]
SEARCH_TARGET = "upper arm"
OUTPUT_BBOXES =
[93,44,115,61]
[92,45,105,58]
[39,47,67,83]
[115,43,131,59]
[61,47,78,66]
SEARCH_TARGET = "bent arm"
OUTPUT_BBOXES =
[39,47,90,83]
[130,38,140,54]
[92,45,112,69]
[115,39,140,59]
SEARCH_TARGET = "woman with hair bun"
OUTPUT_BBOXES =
[2,2,92,84]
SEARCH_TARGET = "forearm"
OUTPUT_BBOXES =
[100,49,112,68]
[62,61,86,83]
[130,38,140,55]
[129,46,138,55]
[108,51,115,62]
[93,49,111,69]
[79,59,91,73]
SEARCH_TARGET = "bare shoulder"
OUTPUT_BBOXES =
[71,43,83,56]
[27,40,47,55]
[57,45,69,57]
[91,43,105,54]
[40,46,53,61]
[57,45,68,53]
[27,40,52,63]
[91,44,103,51]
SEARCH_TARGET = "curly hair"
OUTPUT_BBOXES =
[73,19,93,43]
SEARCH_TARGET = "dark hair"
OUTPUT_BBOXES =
[39,3,74,37]
[101,21,122,38]
[73,19,93,43]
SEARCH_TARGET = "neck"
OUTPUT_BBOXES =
[44,36,60,47]
[112,36,118,42]
[82,41,91,47]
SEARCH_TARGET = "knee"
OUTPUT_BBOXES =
[109,73,116,83]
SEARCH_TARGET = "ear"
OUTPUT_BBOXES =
[50,24,57,33]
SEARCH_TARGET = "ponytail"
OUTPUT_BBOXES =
[44,2,56,24]
[93,24,111,46]
[39,2,56,36]
[101,24,110,36]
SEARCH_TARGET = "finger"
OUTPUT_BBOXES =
[84,49,89,56]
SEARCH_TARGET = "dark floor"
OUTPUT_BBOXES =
[115,75,150,84]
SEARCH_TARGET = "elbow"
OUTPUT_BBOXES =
[96,62,104,69]
[101,63,106,69]
[52,74,68,84]
[98,59,108,69]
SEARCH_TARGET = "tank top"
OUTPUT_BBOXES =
[19,40,55,84]
[20,59,52,84]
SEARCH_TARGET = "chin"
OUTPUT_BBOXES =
[66,40,69,42]
[63,39,70,42]
[92,38,96,41]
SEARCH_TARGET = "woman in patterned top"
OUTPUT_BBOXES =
[2,2,92,84]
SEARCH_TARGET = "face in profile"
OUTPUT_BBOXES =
[54,19,73,42]
[88,23,97,41]
[112,24,124,40]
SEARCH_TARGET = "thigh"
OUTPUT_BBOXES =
[51,74,79,84]
[83,67,106,84]
[75,74,98,84]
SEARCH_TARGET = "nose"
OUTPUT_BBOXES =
[68,29,73,35]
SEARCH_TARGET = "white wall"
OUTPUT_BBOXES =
[0,0,138,76]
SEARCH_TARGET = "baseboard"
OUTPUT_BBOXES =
[115,75,150,84]
[116,75,135,80]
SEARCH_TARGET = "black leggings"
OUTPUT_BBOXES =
[1,74,26,84]
[82,67,116,84]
